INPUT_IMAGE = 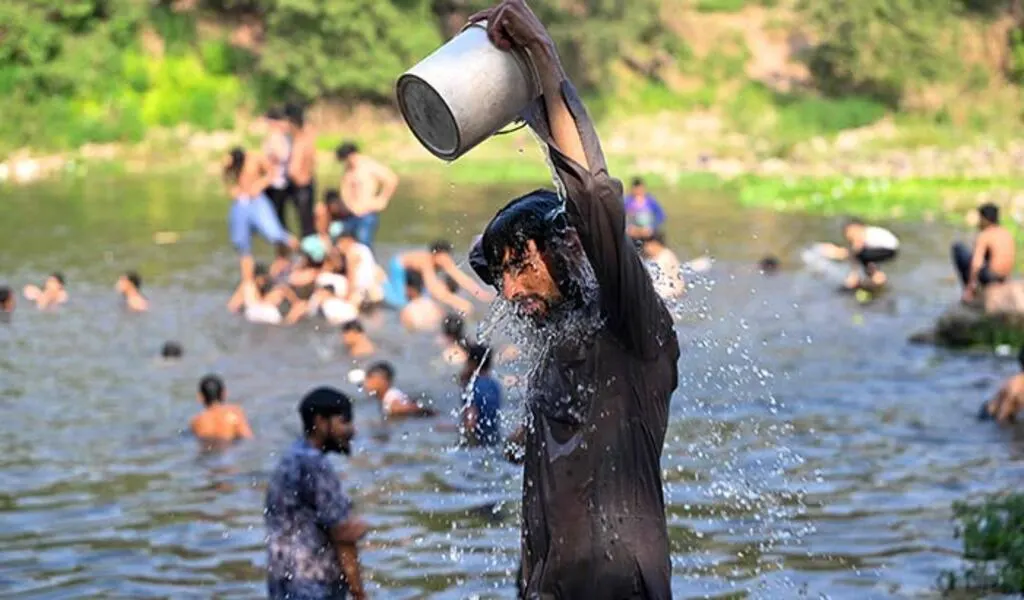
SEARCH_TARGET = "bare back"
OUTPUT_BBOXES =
[191,404,253,442]
[978,226,1016,278]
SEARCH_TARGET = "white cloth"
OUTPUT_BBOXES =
[381,388,410,416]
[348,243,378,292]
[321,298,358,325]
[315,272,349,297]
[863,226,899,250]
[245,302,282,325]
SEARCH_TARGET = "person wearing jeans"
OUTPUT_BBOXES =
[336,141,398,250]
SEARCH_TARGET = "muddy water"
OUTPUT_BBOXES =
[1,171,1021,598]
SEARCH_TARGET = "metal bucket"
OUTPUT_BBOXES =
[396,21,539,162]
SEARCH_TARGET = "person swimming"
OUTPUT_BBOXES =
[191,374,254,444]
[459,344,502,447]
[340,320,375,358]
[980,345,1024,423]
[399,269,450,333]
[116,271,149,312]
[441,312,470,365]
[161,341,184,359]
[363,361,436,418]
[467,3,679,597]
[758,255,781,275]
[23,272,67,309]
[0,285,14,314]
[381,240,493,315]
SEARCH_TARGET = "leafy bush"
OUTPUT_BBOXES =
[941,494,1024,594]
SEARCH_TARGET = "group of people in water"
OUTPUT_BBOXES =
[5,1,1024,597]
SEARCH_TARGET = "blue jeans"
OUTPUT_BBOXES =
[343,212,380,249]
[381,255,408,309]
[229,194,288,255]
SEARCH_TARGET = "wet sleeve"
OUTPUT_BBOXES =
[520,81,672,359]
[311,458,352,529]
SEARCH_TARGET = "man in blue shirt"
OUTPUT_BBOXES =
[265,387,368,599]
[460,344,503,447]
[624,177,666,241]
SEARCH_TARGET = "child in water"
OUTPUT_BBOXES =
[23,272,68,309]
[190,374,254,443]
[980,346,1024,423]
[363,361,436,418]
[116,271,149,312]
[459,344,502,447]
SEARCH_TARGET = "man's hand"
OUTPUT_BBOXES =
[468,0,552,53]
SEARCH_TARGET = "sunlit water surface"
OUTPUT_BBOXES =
[2,172,1023,599]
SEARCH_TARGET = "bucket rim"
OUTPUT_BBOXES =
[395,72,462,162]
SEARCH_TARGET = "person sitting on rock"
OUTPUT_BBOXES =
[980,345,1024,424]
[821,218,899,290]
[953,203,1015,305]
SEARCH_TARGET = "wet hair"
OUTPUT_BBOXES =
[843,217,865,230]
[265,106,284,120]
[366,360,395,383]
[161,341,183,358]
[631,177,644,188]
[338,231,357,242]
[253,262,270,278]
[758,255,781,273]
[472,189,586,307]
[336,142,359,161]
[324,188,341,205]
[341,320,364,334]
[198,374,225,406]
[50,272,65,286]
[0,286,10,306]
[300,387,353,434]
[979,203,1000,224]
[224,147,246,183]
[405,269,425,295]
[466,344,493,372]
[283,102,304,127]
[442,312,466,341]
[124,271,141,290]
[430,240,453,255]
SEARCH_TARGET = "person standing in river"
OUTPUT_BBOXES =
[336,142,398,249]
[466,2,679,597]
[284,103,319,240]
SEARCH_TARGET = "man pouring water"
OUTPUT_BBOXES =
[424,2,680,597]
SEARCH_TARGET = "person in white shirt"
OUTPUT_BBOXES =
[335,232,384,307]
[363,362,436,419]
[639,232,685,300]
[822,218,900,289]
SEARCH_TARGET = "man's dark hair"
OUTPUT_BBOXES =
[0,286,11,306]
[843,217,864,229]
[366,361,395,383]
[442,312,465,341]
[430,240,453,255]
[631,177,644,188]
[324,189,341,205]
[341,320,364,333]
[51,272,65,286]
[125,271,141,289]
[283,102,304,127]
[338,230,357,242]
[336,142,359,161]
[467,344,493,372]
[405,269,425,295]
[758,255,781,273]
[161,341,183,358]
[224,147,245,183]
[265,106,284,120]
[198,374,224,406]
[471,189,586,308]
[979,203,1000,224]
[254,262,270,278]
[300,387,353,434]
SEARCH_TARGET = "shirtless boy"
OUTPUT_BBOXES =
[953,203,1016,304]
[382,241,493,315]
[190,374,254,443]
[336,142,398,249]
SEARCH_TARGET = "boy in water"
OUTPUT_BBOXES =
[400,269,451,333]
[363,361,436,418]
[0,285,14,314]
[953,203,1016,304]
[624,177,666,241]
[190,374,254,443]
[340,320,376,358]
[459,344,503,447]
[821,218,900,290]
[640,232,685,300]
[381,241,493,315]
[23,272,68,309]
[441,312,470,365]
[981,346,1024,423]
[161,341,183,359]
[116,271,149,312]
[335,231,383,307]
[336,141,399,249]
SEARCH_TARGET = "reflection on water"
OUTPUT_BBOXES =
[1,172,1023,598]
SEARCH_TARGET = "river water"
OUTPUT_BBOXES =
[1,171,1022,599]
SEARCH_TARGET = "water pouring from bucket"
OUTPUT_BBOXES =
[395,18,540,162]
